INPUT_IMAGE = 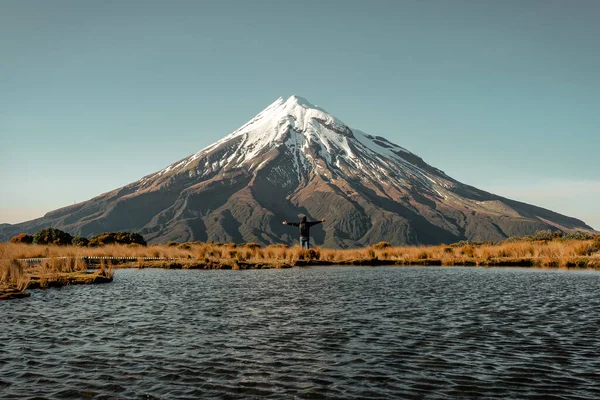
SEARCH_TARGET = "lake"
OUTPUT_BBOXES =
[1,267,599,399]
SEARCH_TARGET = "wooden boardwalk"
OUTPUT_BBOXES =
[17,256,190,265]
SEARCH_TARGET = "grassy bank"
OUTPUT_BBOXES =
[3,237,599,299]
[0,252,114,300]
[3,235,600,269]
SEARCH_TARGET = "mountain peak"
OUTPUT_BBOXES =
[264,95,328,117]
[284,95,317,108]
[157,95,411,179]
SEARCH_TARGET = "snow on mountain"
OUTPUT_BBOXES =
[149,95,450,197]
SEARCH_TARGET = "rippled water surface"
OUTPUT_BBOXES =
[2,267,600,399]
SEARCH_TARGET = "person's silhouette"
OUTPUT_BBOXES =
[283,216,325,249]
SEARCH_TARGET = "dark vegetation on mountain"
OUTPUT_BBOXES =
[0,96,595,246]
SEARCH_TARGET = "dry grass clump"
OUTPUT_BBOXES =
[263,244,290,261]
[0,254,113,298]
[1,240,115,299]
[98,259,114,278]
[0,245,28,290]
[0,259,29,290]
[373,242,391,250]
[36,256,88,273]
[592,236,600,253]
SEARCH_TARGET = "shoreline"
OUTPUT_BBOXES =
[0,267,113,300]
[2,258,598,300]
[2,238,599,299]
[122,256,600,270]
[5,257,598,300]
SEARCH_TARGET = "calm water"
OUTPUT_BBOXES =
[1,267,599,399]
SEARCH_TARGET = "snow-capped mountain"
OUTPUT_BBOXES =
[1,96,594,246]
[147,95,448,197]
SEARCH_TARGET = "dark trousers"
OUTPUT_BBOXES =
[300,237,310,249]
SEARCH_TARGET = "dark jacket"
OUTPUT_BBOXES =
[287,217,323,238]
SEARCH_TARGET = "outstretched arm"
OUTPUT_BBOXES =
[284,221,300,227]
[308,219,326,227]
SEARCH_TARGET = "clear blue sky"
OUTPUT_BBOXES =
[1,0,599,229]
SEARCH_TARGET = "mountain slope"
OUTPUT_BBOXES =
[1,96,594,246]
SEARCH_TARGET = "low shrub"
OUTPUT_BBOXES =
[529,230,554,241]
[373,242,391,250]
[10,234,33,244]
[563,231,595,241]
[72,237,89,247]
[33,228,73,246]
[89,232,147,247]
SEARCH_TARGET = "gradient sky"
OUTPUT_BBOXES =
[1,0,599,229]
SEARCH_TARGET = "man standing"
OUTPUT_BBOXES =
[283,216,325,249]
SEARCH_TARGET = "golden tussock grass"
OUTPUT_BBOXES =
[3,236,598,300]
[0,259,29,291]
[1,237,600,273]
[1,243,115,299]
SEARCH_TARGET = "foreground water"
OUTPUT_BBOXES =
[1,267,599,399]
